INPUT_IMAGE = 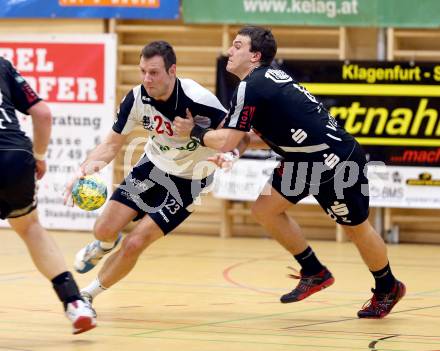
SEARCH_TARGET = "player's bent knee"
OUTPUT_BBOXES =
[120,235,150,258]
[93,221,119,242]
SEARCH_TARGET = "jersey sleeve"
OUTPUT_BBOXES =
[223,81,257,132]
[6,60,41,114]
[191,92,227,129]
[112,89,137,135]
[179,79,227,129]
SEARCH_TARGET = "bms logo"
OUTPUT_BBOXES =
[142,115,154,131]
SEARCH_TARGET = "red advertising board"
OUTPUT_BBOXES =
[0,43,104,103]
[0,35,116,230]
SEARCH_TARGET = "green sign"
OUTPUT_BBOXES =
[183,0,440,28]
[378,0,440,28]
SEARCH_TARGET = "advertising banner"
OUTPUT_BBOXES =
[0,0,179,19]
[215,56,440,208]
[0,34,116,230]
[214,160,440,209]
[184,0,373,27]
[214,158,280,201]
[184,0,440,28]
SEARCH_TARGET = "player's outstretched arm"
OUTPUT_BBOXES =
[63,130,127,205]
[81,130,127,173]
[198,128,246,153]
[248,130,269,149]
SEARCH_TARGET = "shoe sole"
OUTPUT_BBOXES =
[358,282,406,319]
[281,276,335,303]
[75,260,99,274]
[73,316,97,335]
[75,235,122,274]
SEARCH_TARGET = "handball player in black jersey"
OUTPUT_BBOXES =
[0,57,95,333]
[174,26,405,319]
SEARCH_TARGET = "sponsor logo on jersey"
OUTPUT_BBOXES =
[323,153,340,169]
[142,115,154,130]
[240,105,255,129]
[158,209,170,223]
[290,128,307,143]
[265,69,293,83]
[326,201,351,223]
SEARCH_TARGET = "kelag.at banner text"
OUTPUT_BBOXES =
[184,0,440,28]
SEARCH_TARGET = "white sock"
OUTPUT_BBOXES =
[99,234,120,250]
[82,277,108,299]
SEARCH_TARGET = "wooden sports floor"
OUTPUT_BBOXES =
[1,229,440,351]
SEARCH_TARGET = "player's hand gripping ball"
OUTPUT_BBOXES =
[72,175,107,211]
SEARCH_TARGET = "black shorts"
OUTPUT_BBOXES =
[271,143,369,226]
[111,155,213,234]
[0,149,37,219]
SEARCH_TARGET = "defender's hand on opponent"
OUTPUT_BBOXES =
[174,108,195,137]
[174,108,239,170]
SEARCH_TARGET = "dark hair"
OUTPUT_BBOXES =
[140,40,176,71]
[237,26,277,66]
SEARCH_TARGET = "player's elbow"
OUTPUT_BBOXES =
[29,101,52,126]
[39,109,52,126]
[217,132,244,152]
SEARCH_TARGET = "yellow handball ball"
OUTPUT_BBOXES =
[72,175,107,211]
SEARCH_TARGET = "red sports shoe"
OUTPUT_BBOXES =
[280,267,335,303]
[358,280,406,319]
[65,299,97,334]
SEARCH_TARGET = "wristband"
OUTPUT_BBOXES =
[33,152,46,161]
[190,125,211,146]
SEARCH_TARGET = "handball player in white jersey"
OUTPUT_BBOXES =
[63,41,244,308]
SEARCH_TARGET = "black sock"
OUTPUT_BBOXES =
[294,246,324,275]
[371,263,396,293]
[51,271,82,310]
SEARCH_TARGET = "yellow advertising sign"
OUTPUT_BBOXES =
[301,63,440,148]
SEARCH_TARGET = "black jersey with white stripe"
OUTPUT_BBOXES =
[0,57,41,151]
[224,66,356,165]
[113,78,226,179]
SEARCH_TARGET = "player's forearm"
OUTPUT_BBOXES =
[192,127,244,153]
[80,131,124,174]
[202,129,234,152]
[80,142,118,173]
[29,102,52,157]
[32,120,51,156]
